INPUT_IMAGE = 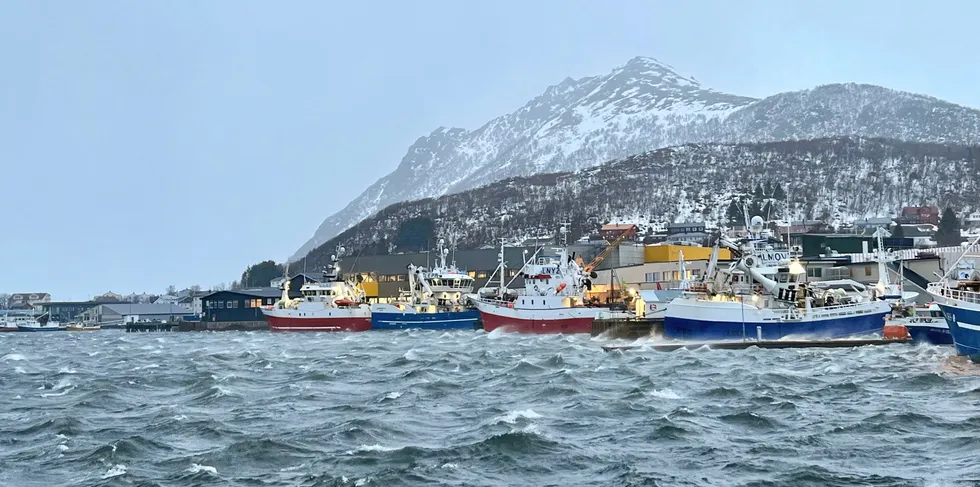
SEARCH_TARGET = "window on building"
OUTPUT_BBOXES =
[226,301,235,308]
[397,274,406,281]
[865,265,872,276]
[266,298,274,305]
[508,269,518,277]
[467,271,476,278]
[217,301,224,309]
[477,271,488,279]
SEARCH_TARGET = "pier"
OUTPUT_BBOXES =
[125,322,178,332]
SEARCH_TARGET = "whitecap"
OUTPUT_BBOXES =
[172,415,188,421]
[187,463,218,475]
[57,444,69,452]
[649,388,682,400]
[382,391,402,400]
[14,366,26,374]
[439,463,458,469]
[403,349,421,361]
[41,387,74,398]
[56,434,70,441]
[355,478,370,486]
[58,367,77,375]
[2,353,26,361]
[102,464,127,479]
[345,444,398,455]
[493,409,542,424]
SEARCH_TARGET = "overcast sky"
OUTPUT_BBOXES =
[2,0,978,299]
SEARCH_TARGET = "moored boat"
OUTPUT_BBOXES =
[468,227,608,334]
[926,241,980,361]
[664,215,890,341]
[888,303,951,345]
[67,322,102,331]
[261,249,371,332]
[370,238,481,331]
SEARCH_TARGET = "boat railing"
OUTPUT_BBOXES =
[927,282,980,305]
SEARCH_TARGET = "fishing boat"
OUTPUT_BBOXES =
[370,238,480,330]
[926,237,980,360]
[468,226,608,334]
[14,313,63,332]
[664,215,891,341]
[261,249,371,332]
[889,303,951,345]
[66,322,102,331]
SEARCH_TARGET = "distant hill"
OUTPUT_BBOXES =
[299,136,980,271]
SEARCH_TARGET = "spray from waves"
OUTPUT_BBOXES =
[648,388,683,400]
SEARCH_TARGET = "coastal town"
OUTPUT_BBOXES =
[3,204,977,342]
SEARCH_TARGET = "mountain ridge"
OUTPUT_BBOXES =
[298,136,980,272]
[292,57,980,261]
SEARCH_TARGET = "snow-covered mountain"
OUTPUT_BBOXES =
[293,57,980,261]
[300,137,980,270]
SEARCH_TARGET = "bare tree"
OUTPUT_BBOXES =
[0,293,9,310]
[166,285,177,296]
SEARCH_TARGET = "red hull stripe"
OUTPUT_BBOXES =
[479,311,593,334]
[264,315,371,332]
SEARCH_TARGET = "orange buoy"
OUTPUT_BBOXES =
[883,324,911,340]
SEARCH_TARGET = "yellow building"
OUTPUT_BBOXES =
[644,244,730,263]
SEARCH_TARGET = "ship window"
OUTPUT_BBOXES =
[454,279,460,287]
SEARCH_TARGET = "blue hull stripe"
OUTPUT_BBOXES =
[664,312,888,341]
[371,310,480,331]
[905,324,954,346]
[937,303,980,358]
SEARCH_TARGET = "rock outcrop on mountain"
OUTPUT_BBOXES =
[293,57,980,261]
[298,137,980,271]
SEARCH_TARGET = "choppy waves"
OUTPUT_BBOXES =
[2,331,980,486]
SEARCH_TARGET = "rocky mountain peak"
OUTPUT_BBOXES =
[289,57,980,262]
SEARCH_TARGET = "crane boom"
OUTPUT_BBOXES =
[584,229,632,273]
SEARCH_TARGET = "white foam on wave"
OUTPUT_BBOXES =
[58,367,77,374]
[355,478,370,486]
[187,463,218,475]
[14,366,26,374]
[102,464,127,479]
[2,353,27,361]
[440,462,458,469]
[345,444,398,455]
[493,409,542,424]
[486,327,510,340]
[649,388,683,400]
[57,444,69,452]
[402,349,421,361]
[382,391,402,400]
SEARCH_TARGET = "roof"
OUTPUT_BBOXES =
[667,222,705,228]
[203,287,284,299]
[638,289,684,303]
[98,303,192,316]
[854,217,895,226]
[600,224,638,232]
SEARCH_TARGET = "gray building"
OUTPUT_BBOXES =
[81,303,194,324]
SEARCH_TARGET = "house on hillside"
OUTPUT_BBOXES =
[8,293,51,310]
[897,206,940,225]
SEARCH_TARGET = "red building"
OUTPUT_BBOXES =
[897,206,940,225]
[599,224,639,241]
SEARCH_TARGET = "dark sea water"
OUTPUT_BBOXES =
[2,330,980,487]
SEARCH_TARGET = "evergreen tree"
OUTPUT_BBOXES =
[241,260,285,288]
[764,181,773,198]
[725,199,742,225]
[772,183,787,201]
[935,207,963,247]
[891,224,905,240]
[753,184,765,199]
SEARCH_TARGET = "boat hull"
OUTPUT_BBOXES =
[664,299,890,341]
[371,309,480,331]
[473,300,603,334]
[16,326,63,332]
[0,326,18,332]
[904,322,953,345]
[936,303,980,360]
